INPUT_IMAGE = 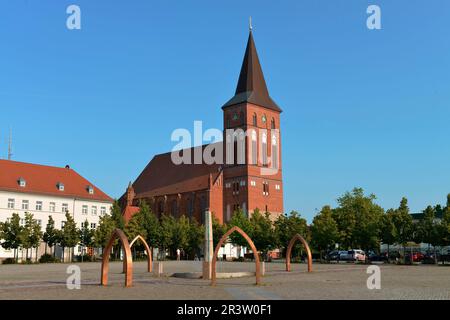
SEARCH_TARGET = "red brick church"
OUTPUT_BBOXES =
[122,29,284,224]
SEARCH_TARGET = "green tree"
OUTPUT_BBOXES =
[418,206,436,250]
[333,188,384,252]
[212,215,227,249]
[170,215,190,256]
[30,218,43,262]
[228,209,253,248]
[79,219,94,262]
[274,211,309,252]
[380,209,397,258]
[249,210,276,259]
[94,213,116,248]
[110,201,125,231]
[139,200,161,248]
[21,213,34,261]
[60,212,79,262]
[310,206,339,261]
[187,219,204,259]
[0,213,23,262]
[43,216,58,256]
[392,197,413,261]
[124,211,146,241]
[159,214,175,259]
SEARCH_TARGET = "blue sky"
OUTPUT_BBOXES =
[1,1,449,222]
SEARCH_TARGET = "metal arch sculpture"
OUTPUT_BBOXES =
[285,234,312,273]
[101,229,133,287]
[123,235,153,273]
[211,226,261,286]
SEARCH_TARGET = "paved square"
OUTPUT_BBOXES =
[0,261,449,299]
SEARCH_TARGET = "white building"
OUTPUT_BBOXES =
[0,159,113,261]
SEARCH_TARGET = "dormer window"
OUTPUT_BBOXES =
[18,178,26,187]
[87,185,94,194]
[57,182,65,191]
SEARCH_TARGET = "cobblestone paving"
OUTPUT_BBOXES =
[0,261,448,299]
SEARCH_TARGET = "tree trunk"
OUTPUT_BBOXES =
[45,243,48,255]
[35,247,38,262]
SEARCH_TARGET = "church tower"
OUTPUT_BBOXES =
[222,28,283,222]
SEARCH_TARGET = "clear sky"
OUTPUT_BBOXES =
[1,1,449,222]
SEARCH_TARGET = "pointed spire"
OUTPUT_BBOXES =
[222,26,281,112]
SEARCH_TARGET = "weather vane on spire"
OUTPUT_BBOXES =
[249,16,253,32]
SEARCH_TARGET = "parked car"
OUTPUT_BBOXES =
[368,251,387,262]
[339,250,366,262]
[325,250,341,261]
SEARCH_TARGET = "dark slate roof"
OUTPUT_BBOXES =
[222,31,281,112]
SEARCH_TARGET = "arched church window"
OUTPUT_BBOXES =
[171,200,178,217]
[271,134,278,169]
[252,113,257,126]
[262,132,268,166]
[271,118,276,129]
[251,130,257,165]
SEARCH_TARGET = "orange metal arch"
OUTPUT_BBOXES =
[125,235,153,273]
[211,226,261,286]
[101,229,133,287]
[285,234,312,272]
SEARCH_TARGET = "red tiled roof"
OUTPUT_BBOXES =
[123,205,140,223]
[0,159,113,202]
[132,143,222,198]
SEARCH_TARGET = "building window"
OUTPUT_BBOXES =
[251,130,257,165]
[225,183,231,189]
[82,205,88,215]
[262,132,268,166]
[252,113,257,126]
[36,201,43,211]
[91,206,97,216]
[20,218,25,226]
[81,222,85,228]
[263,182,269,196]
[186,198,193,218]
[49,202,56,212]
[18,178,26,187]
[226,116,231,128]
[233,181,240,195]
[7,198,15,209]
[62,203,68,213]
[22,200,29,210]
[90,223,96,229]
[57,182,65,191]
[271,133,278,169]
[61,221,66,228]
[250,180,256,187]
[171,200,178,217]
[100,207,106,215]
[37,220,42,228]
[275,184,281,190]
[87,185,94,194]
[271,118,276,129]
[240,180,246,187]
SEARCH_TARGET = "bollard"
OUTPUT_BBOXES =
[155,261,163,277]
[261,261,265,276]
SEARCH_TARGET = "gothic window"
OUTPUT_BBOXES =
[200,196,206,224]
[272,134,278,169]
[262,132,268,166]
[186,198,193,218]
[252,113,257,126]
[237,131,245,164]
[271,118,276,129]
[251,130,257,165]
[158,201,164,215]
[240,111,244,124]
[226,116,231,128]
[171,200,178,217]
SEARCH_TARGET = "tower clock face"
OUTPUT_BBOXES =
[262,115,267,123]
